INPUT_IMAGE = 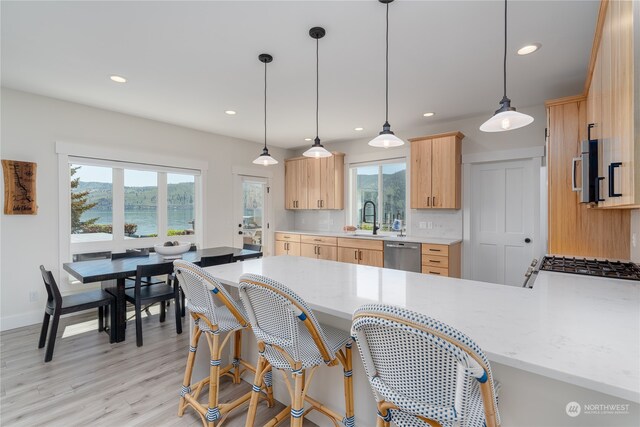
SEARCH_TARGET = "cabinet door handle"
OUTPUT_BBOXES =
[358,250,363,261]
[429,259,441,263]
[432,196,436,206]
[608,162,622,197]
[429,248,441,252]
[429,271,441,275]
[571,157,582,192]
[595,176,605,202]
[320,200,324,207]
[426,196,431,207]
[314,245,317,255]
[317,246,321,256]
[317,200,320,208]
[354,250,358,260]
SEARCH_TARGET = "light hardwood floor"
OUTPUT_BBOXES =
[0,308,315,426]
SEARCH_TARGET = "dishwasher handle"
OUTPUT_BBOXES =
[385,243,420,250]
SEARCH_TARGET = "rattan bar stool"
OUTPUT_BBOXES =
[351,304,501,427]
[238,273,355,427]
[173,261,274,426]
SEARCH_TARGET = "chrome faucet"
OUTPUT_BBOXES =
[362,200,380,235]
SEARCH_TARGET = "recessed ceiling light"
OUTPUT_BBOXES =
[517,43,541,55]
[354,127,364,131]
[224,110,237,115]
[423,112,435,117]
[110,75,127,83]
[304,138,312,141]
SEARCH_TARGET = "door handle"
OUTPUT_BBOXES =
[317,246,321,256]
[571,157,582,192]
[426,196,431,207]
[432,196,436,207]
[429,271,441,275]
[608,162,622,197]
[428,259,441,263]
[317,200,320,208]
[354,250,358,260]
[238,223,242,227]
[524,238,532,243]
[314,245,317,255]
[358,250,363,261]
[237,231,243,235]
[594,176,605,202]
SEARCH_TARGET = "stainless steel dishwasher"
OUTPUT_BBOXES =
[384,241,421,272]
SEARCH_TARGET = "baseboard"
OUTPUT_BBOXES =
[1,310,44,332]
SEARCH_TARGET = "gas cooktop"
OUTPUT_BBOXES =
[540,256,640,281]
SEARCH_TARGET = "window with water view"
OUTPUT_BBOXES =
[70,162,197,245]
[352,161,406,232]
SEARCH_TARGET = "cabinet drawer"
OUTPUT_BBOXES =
[301,235,337,246]
[422,244,449,256]
[337,237,384,251]
[275,233,300,242]
[422,266,449,276]
[422,255,449,268]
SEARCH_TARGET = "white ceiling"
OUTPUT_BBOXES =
[1,1,598,149]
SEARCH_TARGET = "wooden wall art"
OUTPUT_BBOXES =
[2,160,37,215]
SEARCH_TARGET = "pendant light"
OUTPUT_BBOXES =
[369,0,404,148]
[480,0,534,132]
[303,27,332,158]
[253,53,279,166]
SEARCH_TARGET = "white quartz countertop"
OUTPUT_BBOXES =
[276,230,461,245]
[205,256,640,403]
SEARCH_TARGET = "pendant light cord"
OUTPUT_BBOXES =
[264,61,267,150]
[385,1,390,122]
[503,0,507,99]
[316,37,319,140]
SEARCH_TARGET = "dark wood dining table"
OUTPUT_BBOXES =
[63,246,262,342]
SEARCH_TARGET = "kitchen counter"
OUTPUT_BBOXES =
[206,256,640,404]
[276,229,462,245]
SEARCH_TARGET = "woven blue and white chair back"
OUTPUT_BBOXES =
[352,304,500,427]
[173,260,248,330]
[238,273,336,368]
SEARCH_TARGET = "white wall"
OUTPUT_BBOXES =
[292,104,546,240]
[0,88,294,330]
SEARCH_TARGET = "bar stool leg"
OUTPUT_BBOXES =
[291,369,304,427]
[178,324,202,417]
[245,343,267,427]
[233,330,242,384]
[206,333,221,427]
[342,343,355,427]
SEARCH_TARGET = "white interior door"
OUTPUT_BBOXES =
[470,159,535,286]
[233,175,269,251]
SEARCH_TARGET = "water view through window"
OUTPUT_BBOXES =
[70,164,196,242]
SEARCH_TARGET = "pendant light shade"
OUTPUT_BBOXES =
[369,0,404,148]
[303,27,332,159]
[480,0,533,133]
[253,53,279,166]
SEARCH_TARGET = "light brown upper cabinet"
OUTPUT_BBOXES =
[285,158,308,209]
[285,153,344,210]
[586,0,638,208]
[410,132,464,209]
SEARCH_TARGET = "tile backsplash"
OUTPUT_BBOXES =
[292,209,462,239]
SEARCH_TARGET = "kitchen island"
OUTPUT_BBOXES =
[201,256,639,426]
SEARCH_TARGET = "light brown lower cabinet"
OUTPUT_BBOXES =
[421,242,461,278]
[336,238,384,267]
[275,240,300,256]
[301,243,337,261]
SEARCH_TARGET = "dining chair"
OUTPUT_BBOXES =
[351,304,501,427]
[238,273,354,427]
[242,243,262,252]
[124,263,182,347]
[38,265,116,362]
[173,261,273,426]
[111,250,163,288]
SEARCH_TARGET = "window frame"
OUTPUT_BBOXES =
[348,157,407,232]
[57,142,207,286]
